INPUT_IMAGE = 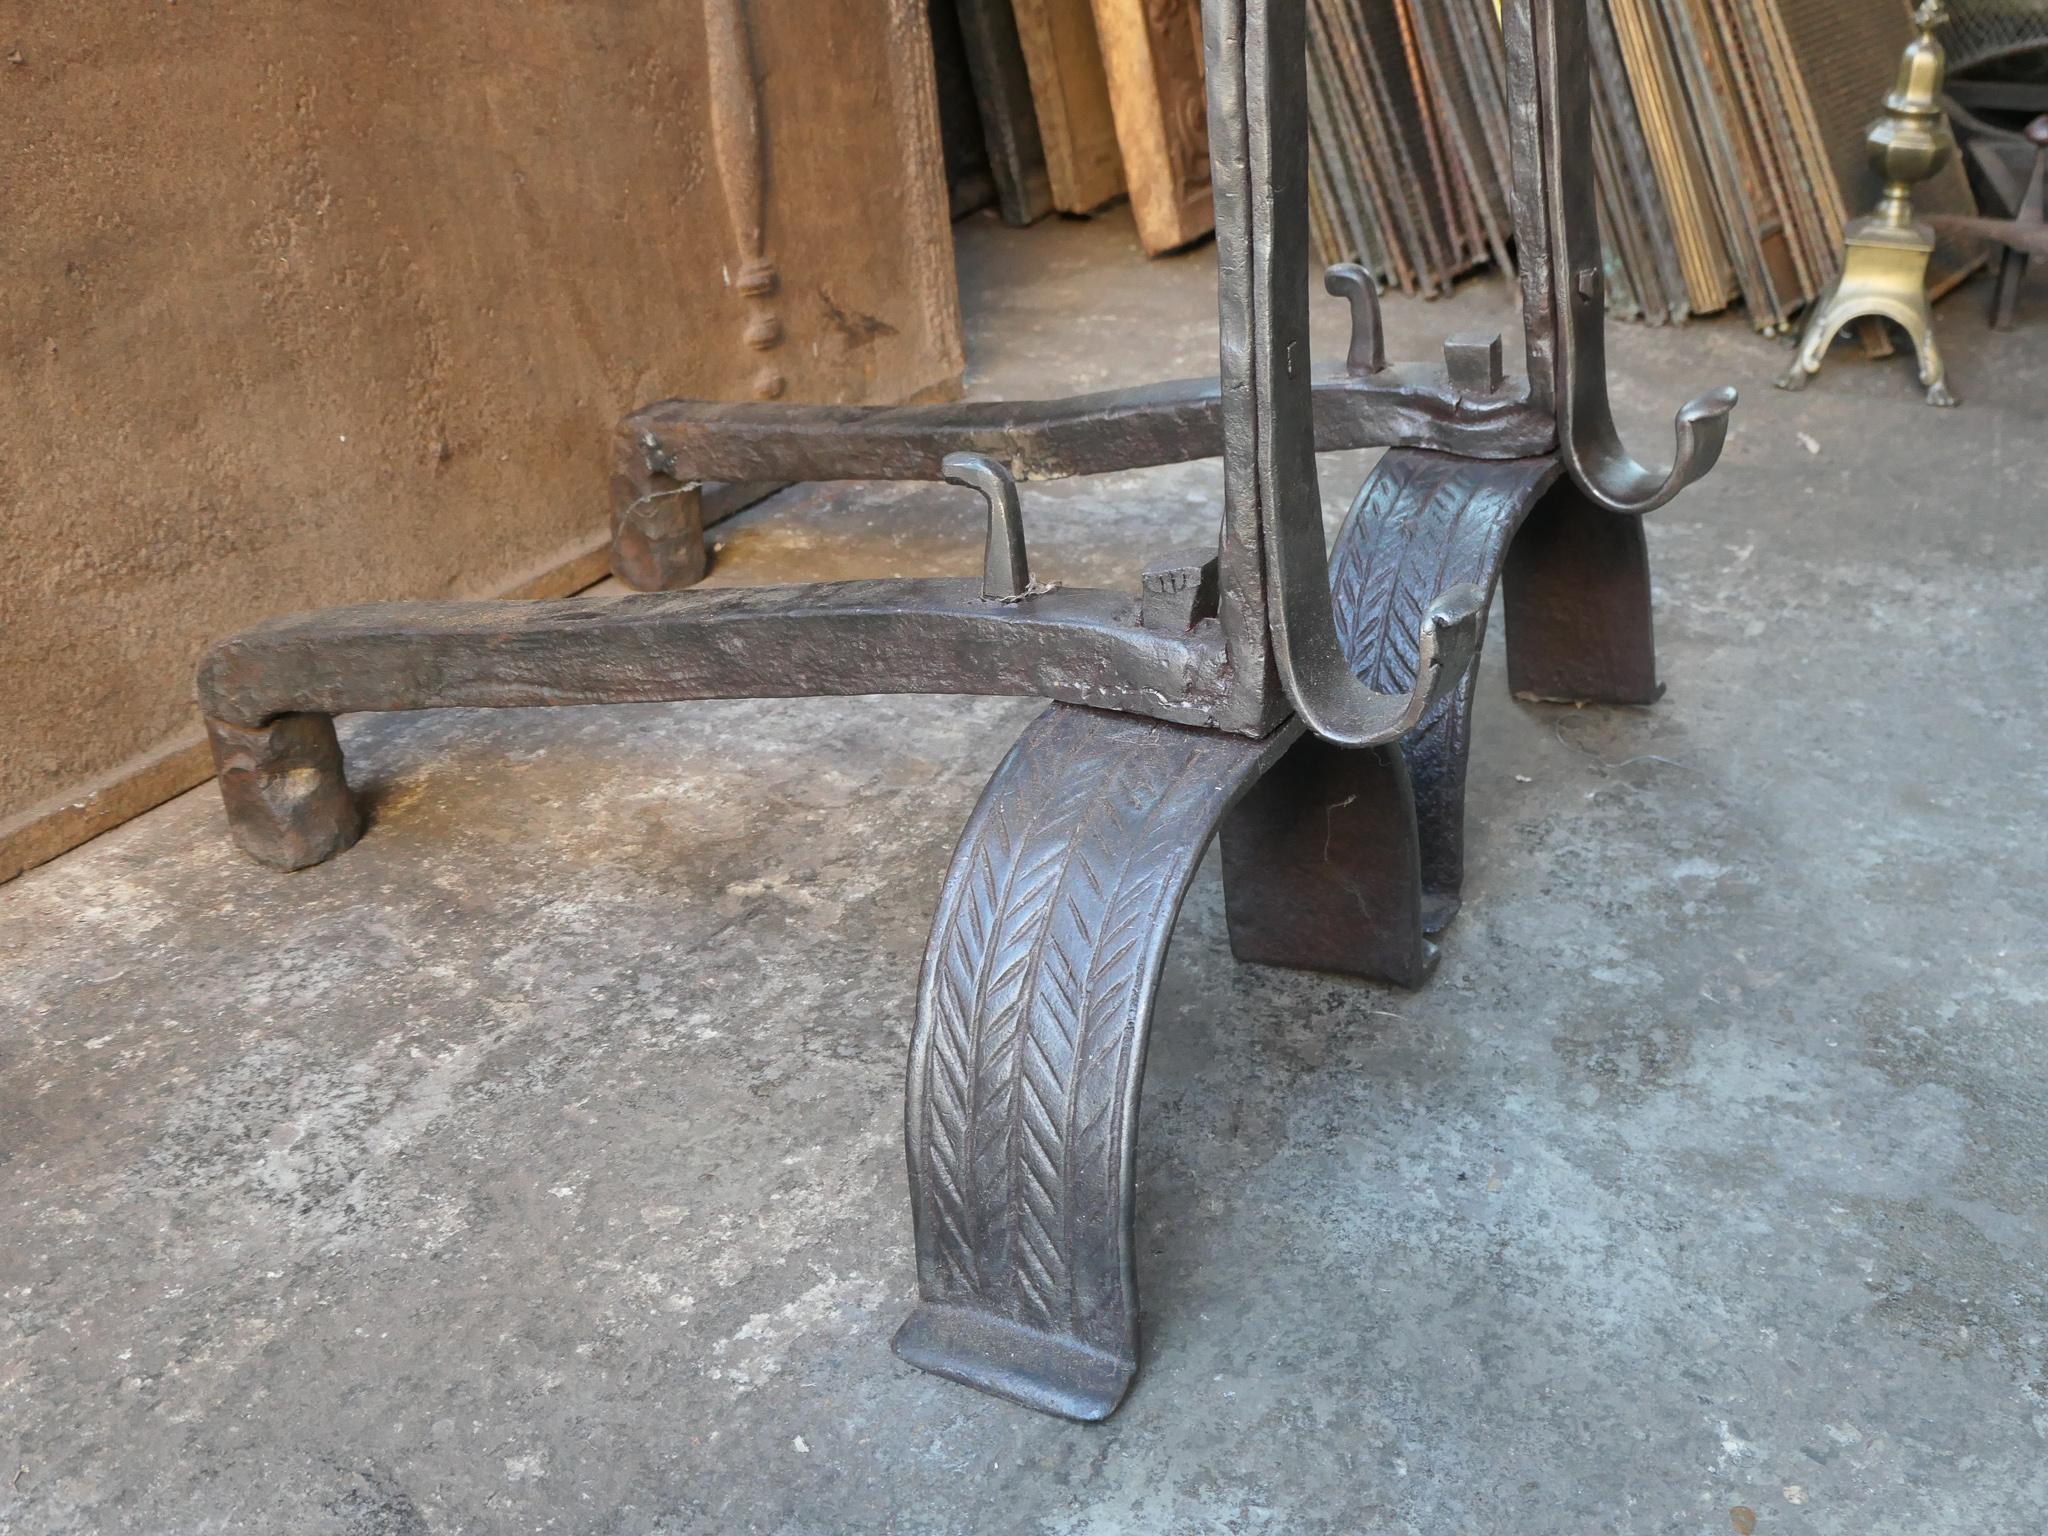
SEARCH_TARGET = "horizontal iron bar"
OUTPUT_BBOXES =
[624,365,1555,486]
[197,580,1263,735]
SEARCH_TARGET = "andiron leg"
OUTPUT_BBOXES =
[1500,476,1661,709]
[1219,737,1435,987]
[1311,450,1662,943]
[896,704,1302,1420]
[204,713,364,872]
[1319,451,1543,939]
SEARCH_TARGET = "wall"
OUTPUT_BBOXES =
[0,0,964,878]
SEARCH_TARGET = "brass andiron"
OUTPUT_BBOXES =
[1779,0,1960,406]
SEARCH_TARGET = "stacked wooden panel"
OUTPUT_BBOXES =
[1091,0,1215,252]
[1013,0,1126,213]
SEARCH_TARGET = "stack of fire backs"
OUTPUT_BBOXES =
[952,0,1216,255]
[1305,0,1983,330]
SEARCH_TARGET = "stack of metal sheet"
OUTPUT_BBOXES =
[1305,0,1982,329]
[1304,0,1512,298]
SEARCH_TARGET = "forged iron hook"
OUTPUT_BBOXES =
[1563,364,1738,517]
[1324,263,1386,375]
[1229,0,1498,748]
[1533,0,1737,516]
[942,451,1033,600]
[1277,583,1491,749]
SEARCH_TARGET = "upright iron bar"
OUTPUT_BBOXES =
[1223,0,1485,745]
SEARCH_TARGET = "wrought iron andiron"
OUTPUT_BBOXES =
[198,0,1733,1423]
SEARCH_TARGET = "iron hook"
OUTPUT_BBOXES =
[1324,263,1386,375]
[942,451,1033,600]
[1274,582,1491,749]
[1534,1,1737,516]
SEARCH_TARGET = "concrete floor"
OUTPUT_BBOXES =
[4,207,2046,1535]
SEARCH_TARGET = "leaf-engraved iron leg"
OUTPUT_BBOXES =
[896,704,1300,1421]
[1323,447,1665,943]
[1324,451,1564,936]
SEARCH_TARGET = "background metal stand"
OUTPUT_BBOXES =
[1780,1,1962,405]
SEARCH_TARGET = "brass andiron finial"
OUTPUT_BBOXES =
[1779,0,1959,406]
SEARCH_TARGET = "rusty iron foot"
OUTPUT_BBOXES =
[606,423,788,592]
[1316,448,1659,939]
[203,713,364,872]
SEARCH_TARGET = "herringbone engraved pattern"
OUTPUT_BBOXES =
[1328,451,1561,910]
[1329,452,1556,703]
[911,705,1275,1346]
[906,455,1562,1359]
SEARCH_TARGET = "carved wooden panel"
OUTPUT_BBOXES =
[1,0,965,865]
[1089,0,1214,253]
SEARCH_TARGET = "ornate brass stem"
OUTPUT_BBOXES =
[1778,0,1959,406]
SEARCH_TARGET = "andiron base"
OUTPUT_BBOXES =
[1778,217,1958,407]
[199,451,1657,1421]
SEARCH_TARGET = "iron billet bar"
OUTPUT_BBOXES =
[197,580,1256,735]
[1503,0,1558,415]
[621,366,1555,488]
[1202,0,1277,731]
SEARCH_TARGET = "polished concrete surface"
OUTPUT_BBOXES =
[4,207,2045,1534]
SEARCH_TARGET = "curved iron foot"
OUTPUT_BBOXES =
[898,704,1311,1420]
[1219,736,1434,986]
[1323,449,1658,939]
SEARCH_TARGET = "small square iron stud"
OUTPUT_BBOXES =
[1444,332,1505,394]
